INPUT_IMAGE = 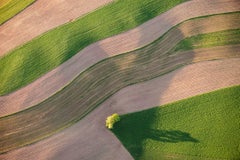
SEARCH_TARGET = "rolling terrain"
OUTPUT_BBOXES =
[1,11,240,117]
[0,0,113,55]
[0,0,239,159]
[1,58,239,160]
[1,0,239,96]
[113,85,240,159]
[0,30,239,154]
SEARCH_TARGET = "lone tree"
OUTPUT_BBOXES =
[106,113,120,129]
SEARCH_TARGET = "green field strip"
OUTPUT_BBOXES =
[0,0,36,25]
[0,13,239,153]
[172,29,240,52]
[0,0,188,95]
[112,85,240,160]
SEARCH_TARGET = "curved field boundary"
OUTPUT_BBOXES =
[0,37,239,153]
[1,0,239,96]
[1,58,239,160]
[1,12,240,117]
[0,0,188,96]
[0,0,36,25]
[0,0,114,55]
[113,85,240,159]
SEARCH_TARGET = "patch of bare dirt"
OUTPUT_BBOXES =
[0,38,239,152]
[1,58,239,160]
[1,0,239,117]
[0,0,114,55]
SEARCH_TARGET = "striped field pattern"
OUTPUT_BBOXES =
[0,0,239,159]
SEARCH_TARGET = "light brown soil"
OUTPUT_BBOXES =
[0,0,113,56]
[1,58,239,160]
[96,0,240,56]
[0,37,239,153]
[1,2,240,117]
[1,5,240,153]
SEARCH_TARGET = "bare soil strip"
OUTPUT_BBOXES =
[0,0,114,55]
[1,0,239,56]
[1,57,239,160]
[1,10,240,117]
[0,38,239,152]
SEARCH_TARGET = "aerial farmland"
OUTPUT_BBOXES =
[0,0,239,159]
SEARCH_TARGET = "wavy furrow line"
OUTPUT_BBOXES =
[0,0,239,157]
[0,0,239,96]
[1,56,239,160]
[0,0,114,55]
[1,10,240,117]
[0,0,188,95]
[0,29,239,153]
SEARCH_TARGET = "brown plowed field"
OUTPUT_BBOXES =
[1,58,239,160]
[1,11,240,117]
[1,0,239,56]
[0,0,113,56]
[0,40,239,153]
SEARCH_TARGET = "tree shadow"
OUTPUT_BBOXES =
[112,107,199,159]
[109,8,240,159]
[1,1,240,160]
[147,129,199,143]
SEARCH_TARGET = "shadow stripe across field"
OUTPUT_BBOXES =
[0,0,188,95]
[0,13,240,153]
[1,11,240,117]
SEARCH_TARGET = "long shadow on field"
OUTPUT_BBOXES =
[111,12,240,160]
[113,107,199,159]
[148,129,199,143]
[1,6,240,160]
[20,32,103,106]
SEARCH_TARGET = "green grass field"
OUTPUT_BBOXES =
[0,0,187,95]
[0,0,36,25]
[112,85,240,160]
[0,18,240,95]
[2,12,239,153]
[173,29,240,52]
